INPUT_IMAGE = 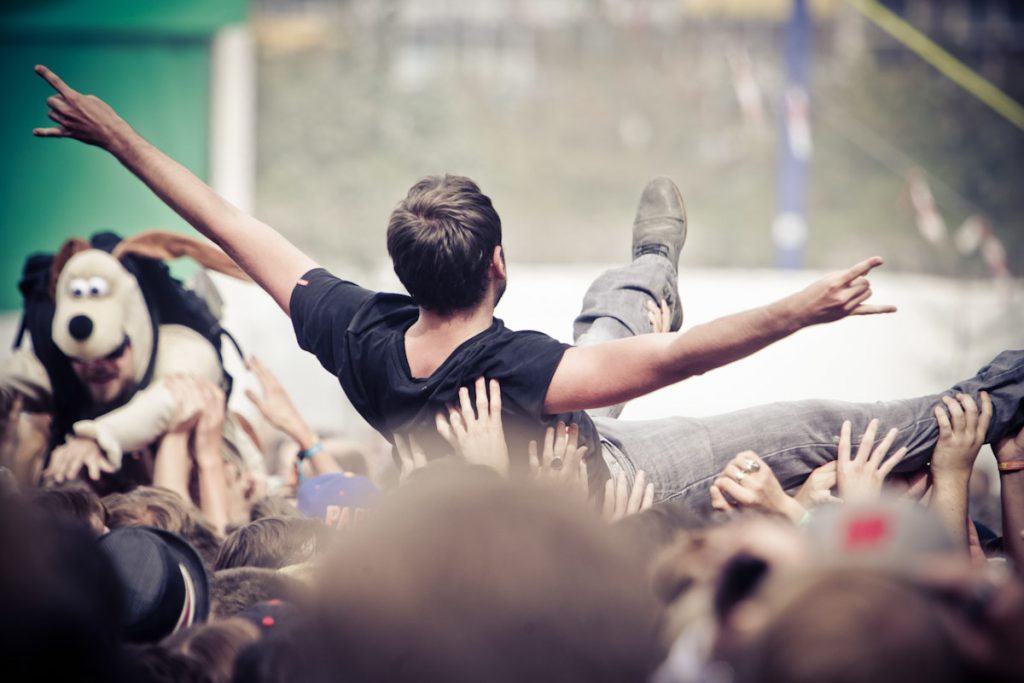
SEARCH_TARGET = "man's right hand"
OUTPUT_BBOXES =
[32,65,131,151]
[785,256,896,327]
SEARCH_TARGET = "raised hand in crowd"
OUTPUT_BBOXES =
[435,376,510,475]
[836,418,907,502]
[158,375,231,533]
[394,432,429,484]
[995,423,1024,573]
[603,469,655,522]
[43,433,114,484]
[646,297,672,333]
[710,451,807,523]
[793,460,840,509]
[246,356,338,477]
[928,392,991,548]
[528,421,589,497]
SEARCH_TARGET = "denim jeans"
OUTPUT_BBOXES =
[574,256,1024,516]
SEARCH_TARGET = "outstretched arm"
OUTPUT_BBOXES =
[32,65,316,314]
[544,257,894,413]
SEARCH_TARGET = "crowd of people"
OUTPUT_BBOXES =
[0,64,1022,682]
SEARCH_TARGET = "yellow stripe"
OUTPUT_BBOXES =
[846,0,1024,131]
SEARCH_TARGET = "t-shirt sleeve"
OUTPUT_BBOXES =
[290,268,376,373]
[490,330,570,419]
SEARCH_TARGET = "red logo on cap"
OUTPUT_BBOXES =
[844,515,890,550]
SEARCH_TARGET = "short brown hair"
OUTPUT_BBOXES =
[103,486,222,569]
[386,175,502,314]
[214,516,323,571]
[162,617,260,683]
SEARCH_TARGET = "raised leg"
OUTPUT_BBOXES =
[573,178,686,419]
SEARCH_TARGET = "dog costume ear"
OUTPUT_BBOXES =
[49,237,90,300]
[112,230,251,281]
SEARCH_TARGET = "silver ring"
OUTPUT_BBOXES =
[734,471,745,483]
[743,459,761,474]
[550,457,564,471]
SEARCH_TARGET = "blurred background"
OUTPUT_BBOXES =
[0,0,1021,446]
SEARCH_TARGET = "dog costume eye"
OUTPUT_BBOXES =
[86,277,110,297]
[68,278,88,298]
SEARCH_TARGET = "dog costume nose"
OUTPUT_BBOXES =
[68,314,94,341]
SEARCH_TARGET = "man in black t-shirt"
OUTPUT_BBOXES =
[35,65,1024,513]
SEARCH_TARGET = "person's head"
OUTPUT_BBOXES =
[210,567,308,619]
[310,468,663,683]
[387,175,505,315]
[70,336,136,404]
[33,480,108,536]
[730,569,963,683]
[162,618,261,683]
[104,486,222,569]
[0,498,126,682]
[214,516,324,571]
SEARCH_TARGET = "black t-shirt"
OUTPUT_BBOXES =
[290,268,607,483]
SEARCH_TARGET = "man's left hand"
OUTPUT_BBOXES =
[44,436,115,483]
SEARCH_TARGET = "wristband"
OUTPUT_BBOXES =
[997,459,1024,474]
[297,441,323,462]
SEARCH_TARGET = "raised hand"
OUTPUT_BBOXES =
[44,436,114,483]
[245,357,318,450]
[394,432,428,484]
[793,461,839,508]
[33,65,130,149]
[435,377,509,475]
[789,256,896,326]
[711,451,807,523]
[528,421,589,497]
[646,298,672,333]
[603,469,655,522]
[931,392,991,477]
[836,419,907,502]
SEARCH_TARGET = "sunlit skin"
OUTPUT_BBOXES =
[69,341,136,406]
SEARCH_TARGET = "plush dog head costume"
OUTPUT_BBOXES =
[49,231,248,381]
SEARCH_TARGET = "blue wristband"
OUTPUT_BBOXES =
[297,441,323,462]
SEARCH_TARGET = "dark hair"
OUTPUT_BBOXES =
[214,516,323,571]
[386,175,502,314]
[210,568,307,619]
[163,618,261,683]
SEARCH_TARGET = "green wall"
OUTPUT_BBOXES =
[0,0,246,311]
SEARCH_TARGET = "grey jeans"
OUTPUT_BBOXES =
[575,255,1024,516]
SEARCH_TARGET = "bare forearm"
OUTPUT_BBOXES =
[196,450,230,535]
[106,126,315,313]
[545,298,800,413]
[930,473,971,549]
[153,433,191,503]
[1001,471,1024,573]
[662,298,799,379]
